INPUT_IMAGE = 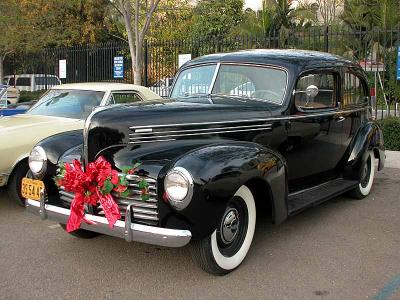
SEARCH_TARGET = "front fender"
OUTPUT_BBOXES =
[344,122,385,179]
[159,142,288,240]
[36,130,83,169]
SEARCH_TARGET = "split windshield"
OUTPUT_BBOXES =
[27,89,104,119]
[170,64,287,106]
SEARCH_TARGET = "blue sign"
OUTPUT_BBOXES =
[397,46,400,81]
[114,56,124,79]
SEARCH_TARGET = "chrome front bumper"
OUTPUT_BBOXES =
[25,197,192,247]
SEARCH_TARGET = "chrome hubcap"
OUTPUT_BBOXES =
[361,157,371,187]
[220,208,239,244]
[362,164,368,179]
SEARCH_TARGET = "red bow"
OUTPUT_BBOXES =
[56,156,121,232]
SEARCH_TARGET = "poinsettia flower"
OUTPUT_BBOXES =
[113,184,127,193]
[54,156,148,232]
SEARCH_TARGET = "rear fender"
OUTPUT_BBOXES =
[344,122,385,180]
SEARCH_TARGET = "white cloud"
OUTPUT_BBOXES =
[244,0,262,11]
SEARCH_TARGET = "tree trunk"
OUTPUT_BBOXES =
[121,2,136,84]
[134,39,142,85]
[133,0,141,85]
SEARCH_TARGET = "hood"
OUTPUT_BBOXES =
[86,98,282,162]
[0,114,84,173]
[0,114,83,134]
[89,98,280,131]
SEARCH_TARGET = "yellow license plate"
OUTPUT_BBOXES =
[21,177,45,201]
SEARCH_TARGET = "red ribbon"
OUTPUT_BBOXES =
[58,156,121,232]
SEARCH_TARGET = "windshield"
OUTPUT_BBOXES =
[170,64,287,105]
[27,89,104,119]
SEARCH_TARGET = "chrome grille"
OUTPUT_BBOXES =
[59,174,159,226]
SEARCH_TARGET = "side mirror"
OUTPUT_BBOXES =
[306,85,319,98]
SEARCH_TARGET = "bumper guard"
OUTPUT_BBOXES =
[25,192,191,247]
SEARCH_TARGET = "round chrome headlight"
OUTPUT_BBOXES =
[164,167,193,210]
[29,146,47,177]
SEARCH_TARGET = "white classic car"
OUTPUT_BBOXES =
[0,82,161,205]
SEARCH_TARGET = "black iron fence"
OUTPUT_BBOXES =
[4,26,400,117]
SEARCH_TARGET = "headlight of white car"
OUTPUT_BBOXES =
[29,146,47,177]
[164,167,193,210]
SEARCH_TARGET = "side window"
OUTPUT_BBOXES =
[343,73,367,107]
[295,72,337,110]
[110,92,142,104]
[16,77,31,87]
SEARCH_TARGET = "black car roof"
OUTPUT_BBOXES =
[184,49,360,71]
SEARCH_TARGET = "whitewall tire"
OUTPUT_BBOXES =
[191,185,256,275]
[350,151,375,199]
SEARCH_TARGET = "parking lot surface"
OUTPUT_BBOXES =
[1,156,399,300]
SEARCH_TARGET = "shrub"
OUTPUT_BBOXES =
[18,90,46,103]
[377,117,400,151]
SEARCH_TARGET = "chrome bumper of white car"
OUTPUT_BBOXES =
[25,196,192,248]
[0,173,9,187]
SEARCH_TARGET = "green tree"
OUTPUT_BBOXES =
[148,0,194,40]
[0,0,114,79]
[341,0,400,30]
[190,0,244,41]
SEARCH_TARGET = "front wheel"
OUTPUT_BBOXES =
[191,185,256,275]
[7,162,29,206]
[349,151,375,199]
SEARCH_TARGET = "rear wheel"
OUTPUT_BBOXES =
[7,161,29,206]
[191,185,256,275]
[349,151,375,199]
[60,224,100,239]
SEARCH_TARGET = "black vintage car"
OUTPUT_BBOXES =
[24,50,385,275]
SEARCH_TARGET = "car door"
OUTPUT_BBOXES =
[284,70,345,192]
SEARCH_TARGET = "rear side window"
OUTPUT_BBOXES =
[35,77,60,86]
[110,92,142,104]
[16,77,31,87]
[343,73,367,106]
[295,72,337,110]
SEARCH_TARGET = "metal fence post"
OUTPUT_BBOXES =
[144,40,148,87]
[324,26,329,53]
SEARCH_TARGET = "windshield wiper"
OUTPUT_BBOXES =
[210,93,279,106]
[209,93,249,103]
[179,93,210,98]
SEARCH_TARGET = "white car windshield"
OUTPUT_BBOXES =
[27,89,104,119]
[170,64,287,105]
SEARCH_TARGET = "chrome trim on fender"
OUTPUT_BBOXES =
[26,198,192,247]
[128,127,273,144]
[130,123,273,136]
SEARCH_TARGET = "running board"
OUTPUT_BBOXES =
[288,178,358,215]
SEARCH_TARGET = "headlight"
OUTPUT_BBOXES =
[29,146,47,177]
[164,167,193,210]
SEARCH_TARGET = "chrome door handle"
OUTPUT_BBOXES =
[335,116,346,122]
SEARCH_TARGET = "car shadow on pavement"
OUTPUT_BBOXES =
[1,168,399,299]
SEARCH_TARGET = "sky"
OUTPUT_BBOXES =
[244,0,262,10]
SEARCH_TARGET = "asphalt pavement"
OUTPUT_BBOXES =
[0,153,400,300]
